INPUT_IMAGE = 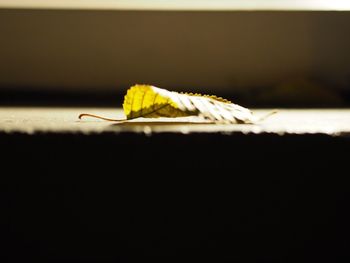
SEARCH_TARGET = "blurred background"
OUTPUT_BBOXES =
[0,0,350,107]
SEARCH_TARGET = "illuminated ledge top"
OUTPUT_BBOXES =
[0,0,350,11]
[0,108,349,137]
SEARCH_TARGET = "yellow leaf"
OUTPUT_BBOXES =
[123,85,190,119]
[122,84,254,123]
[79,84,269,124]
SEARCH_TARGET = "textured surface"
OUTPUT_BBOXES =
[0,107,349,136]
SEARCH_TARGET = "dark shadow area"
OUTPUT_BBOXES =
[1,132,349,262]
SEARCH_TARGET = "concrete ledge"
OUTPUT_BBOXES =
[1,107,350,136]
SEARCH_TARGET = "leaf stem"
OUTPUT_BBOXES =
[78,113,125,122]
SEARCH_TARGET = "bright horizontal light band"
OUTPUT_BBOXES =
[0,0,350,11]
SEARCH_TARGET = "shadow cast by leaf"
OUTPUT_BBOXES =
[109,121,211,127]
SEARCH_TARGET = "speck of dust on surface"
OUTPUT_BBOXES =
[143,125,152,136]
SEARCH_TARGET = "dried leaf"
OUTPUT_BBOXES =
[79,84,271,124]
[123,85,254,123]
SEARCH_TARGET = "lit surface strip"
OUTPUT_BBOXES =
[0,0,350,11]
[1,108,350,136]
